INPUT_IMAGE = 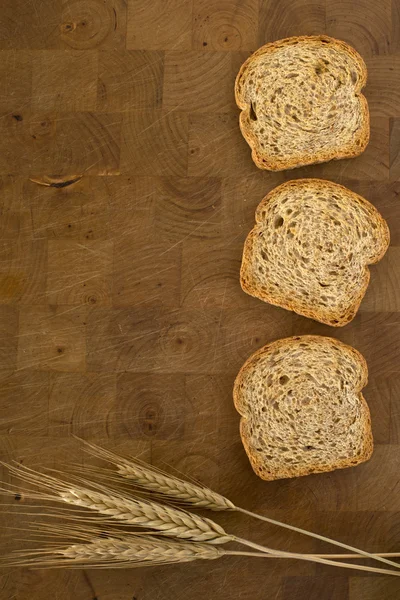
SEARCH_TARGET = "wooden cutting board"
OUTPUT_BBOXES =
[0,1,399,598]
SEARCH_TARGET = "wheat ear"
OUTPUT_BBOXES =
[3,534,225,569]
[2,463,231,544]
[79,440,400,572]
[3,462,400,576]
[79,441,234,510]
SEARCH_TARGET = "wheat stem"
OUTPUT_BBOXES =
[235,507,400,569]
[234,537,400,577]
[236,551,400,560]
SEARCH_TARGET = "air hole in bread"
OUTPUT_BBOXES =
[304,446,315,451]
[350,70,357,84]
[274,216,284,228]
[279,375,289,385]
[249,102,258,121]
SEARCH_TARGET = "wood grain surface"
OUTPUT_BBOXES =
[0,1,399,599]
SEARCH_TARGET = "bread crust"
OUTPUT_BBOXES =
[233,335,373,481]
[235,35,370,171]
[240,178,390,327]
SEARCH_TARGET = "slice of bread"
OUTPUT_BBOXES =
[241,179,389,327]
[233,335,373,481]
[235,35,369,170]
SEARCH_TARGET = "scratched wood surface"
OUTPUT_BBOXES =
[0,1,399,598]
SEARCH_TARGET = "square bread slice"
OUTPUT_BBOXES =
[235,35,369,170]
[240,178,390,327]
[233,335,373,481]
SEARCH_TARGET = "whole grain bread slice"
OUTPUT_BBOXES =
[235,35,369,170]
[233,335,373,481]
[240,179,389,327]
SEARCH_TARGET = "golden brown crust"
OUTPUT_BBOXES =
[240,179,390,327]
[233,335,373,481]
[235,35,370,171]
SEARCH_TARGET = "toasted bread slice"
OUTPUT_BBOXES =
[240,179,389,327]
[235,35,369,170]
[233,335,373,481]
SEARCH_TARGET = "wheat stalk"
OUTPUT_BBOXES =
[2,461,400,577]
[79,440,400,572]
[2,525,400,575]
[3,529,400,577]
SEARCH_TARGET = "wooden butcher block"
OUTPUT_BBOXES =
[0,1,400,599]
